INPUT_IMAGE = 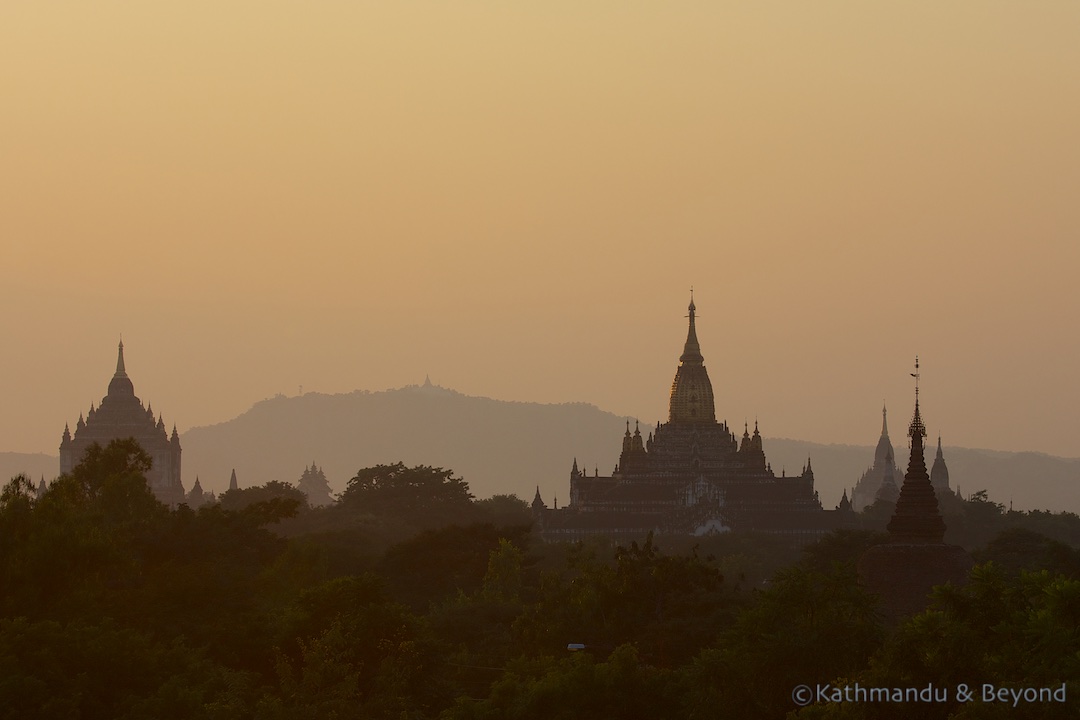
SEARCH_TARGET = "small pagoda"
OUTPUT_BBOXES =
[857,358,972,618]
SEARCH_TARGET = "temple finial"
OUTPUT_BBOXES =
[115,338,128,377]
[881,402,888,437]
[908,356,925,438]
[680,292,702,363]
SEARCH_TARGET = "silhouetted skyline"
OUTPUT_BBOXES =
[3,4,1079,458]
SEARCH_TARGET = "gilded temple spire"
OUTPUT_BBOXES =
[669,294,716,423]
[680,292,703,364]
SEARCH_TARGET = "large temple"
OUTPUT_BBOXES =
[60,341,185,506]
[534,297,848,542]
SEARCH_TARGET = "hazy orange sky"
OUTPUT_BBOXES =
[3,3,1079,460]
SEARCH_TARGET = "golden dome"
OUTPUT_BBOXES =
[668,297,716,423]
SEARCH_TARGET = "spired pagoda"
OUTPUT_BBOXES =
[851,405,903,511]
[930,434,952,497]
[857,358,972,618]
[851,404,955,513]
[60,340,185,506]
[534,295,846,542]
[297,462,334,507]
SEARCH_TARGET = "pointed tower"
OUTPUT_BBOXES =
[188,476,205,507]
[875,404,891,464]
[59,424,73,474]
[736,419,766,471]
[833,487,858,528]
[531,485,547,513]
[886,367,945,543]
[107,339,135,398]
[930,436,951,495]
[618,419,650,474]
[229,469,238,491]
[852,403,901,511]
[668,293,717,423]
[169,425,182,494]
[858,358,972,619]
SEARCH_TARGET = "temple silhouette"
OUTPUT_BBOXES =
[850,406,954,516]
[60,340,185,506]
[534,296,850,541]
[851,405,902,511]
[858,359,971,617]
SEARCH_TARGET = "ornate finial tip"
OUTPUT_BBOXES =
[908,405,927,438]
[907,355,925,437]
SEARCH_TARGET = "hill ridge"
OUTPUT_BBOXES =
[5,385,1078,512]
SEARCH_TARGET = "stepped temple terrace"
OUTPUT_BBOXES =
[533,297,853,542]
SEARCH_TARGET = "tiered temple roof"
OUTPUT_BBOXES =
[535,295,838,542]
[60,340,184,506]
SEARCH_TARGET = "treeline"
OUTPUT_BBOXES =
[859,489,1080,574]
[1,439,1078,719]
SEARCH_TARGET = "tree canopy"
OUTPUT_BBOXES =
[3,448,1079,719]
[341,462,474,526]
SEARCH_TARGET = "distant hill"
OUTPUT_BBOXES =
[179,383,626,504]
[762,439,1080,514]
[9,384,1080,513]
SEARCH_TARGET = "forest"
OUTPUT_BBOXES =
[1,439,1078,719]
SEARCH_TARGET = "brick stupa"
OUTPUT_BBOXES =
[857,360,972,619]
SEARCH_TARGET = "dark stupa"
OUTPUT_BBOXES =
[857,358,972,619]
